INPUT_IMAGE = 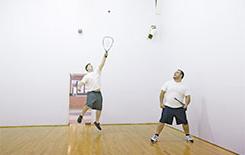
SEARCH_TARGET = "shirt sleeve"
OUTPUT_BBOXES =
[184,86,191,96]
[96,67,101,75]
[160,81,168,91]
[80,75,88,84]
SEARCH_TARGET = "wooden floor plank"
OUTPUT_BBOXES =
[0,124,237,155]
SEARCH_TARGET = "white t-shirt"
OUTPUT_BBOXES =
[161,80,191,108]
[81,68,101,92]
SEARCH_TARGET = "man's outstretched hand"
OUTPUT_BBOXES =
[104,52,108,58]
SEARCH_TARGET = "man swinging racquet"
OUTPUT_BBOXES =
[77,36,113,130]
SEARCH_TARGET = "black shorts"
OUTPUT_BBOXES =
[159,106,188,125]
[86,91,103,110]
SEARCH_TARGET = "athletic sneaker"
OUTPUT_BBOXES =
[185,135,194,143]
[94,122,102,130]
[150,134,159,143]
[77,115,83,123]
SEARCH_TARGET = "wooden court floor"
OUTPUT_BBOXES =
[0,124,237,155]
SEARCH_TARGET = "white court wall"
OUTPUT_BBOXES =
[0,0,244,154]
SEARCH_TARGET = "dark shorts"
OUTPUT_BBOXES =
[159,106,188,125]
[86,91,103,110]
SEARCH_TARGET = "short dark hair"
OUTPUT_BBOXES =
[178,69,185,79]
[85,63,91,71]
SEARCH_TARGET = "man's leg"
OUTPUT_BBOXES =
[151,123,165,143]
[151,107,173,143]
[175,108,194,143]
[95,110,101,123]
[182,123,189,134]
[156,122,165,135]
[182,124,194,143]
[94,110,102,130]
[94,92,103,130]
[77,105,90,123]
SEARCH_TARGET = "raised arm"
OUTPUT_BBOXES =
[77,80,85,91]
[160,90,166,108]
[77,78,86,91]
[98,52,108,72]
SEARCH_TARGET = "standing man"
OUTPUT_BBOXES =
[77,52,108,130]
[150,69,194,143]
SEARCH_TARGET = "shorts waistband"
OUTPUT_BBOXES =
[88,90,101,93]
